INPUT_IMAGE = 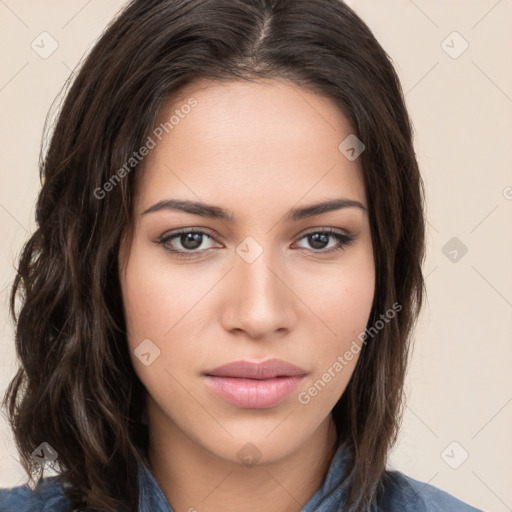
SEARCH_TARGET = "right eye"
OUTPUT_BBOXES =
[155,228,220,258]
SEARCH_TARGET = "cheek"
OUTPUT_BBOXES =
[305,244,375,341]
[301,246,375,398]
[312,280,373,371]
[121,249,209,344]
[120,248,214,394]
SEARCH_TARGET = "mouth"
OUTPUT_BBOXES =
[201,359,307,409]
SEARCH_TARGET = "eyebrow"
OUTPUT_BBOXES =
[140,197,367,222]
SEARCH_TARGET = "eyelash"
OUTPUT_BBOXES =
[155,228,356,259]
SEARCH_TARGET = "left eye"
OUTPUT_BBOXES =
[295,230,355,253]
[156,228,355,258]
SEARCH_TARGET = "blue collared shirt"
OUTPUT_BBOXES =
[0,443,484,511]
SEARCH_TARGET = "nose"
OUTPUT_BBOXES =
[220,248,298,340]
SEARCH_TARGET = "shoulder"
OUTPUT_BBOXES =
[0,476,74,512]
[379,469,484,512]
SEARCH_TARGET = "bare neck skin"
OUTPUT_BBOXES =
[147,400,338,512]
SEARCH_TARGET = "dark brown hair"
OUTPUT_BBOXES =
[2,0,426,510]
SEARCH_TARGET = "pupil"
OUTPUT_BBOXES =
[182,233,202,249]
[309,233,328,249]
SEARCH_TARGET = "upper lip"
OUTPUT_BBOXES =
[203,358,307,379]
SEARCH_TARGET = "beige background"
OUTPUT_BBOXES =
[1,1,511,511]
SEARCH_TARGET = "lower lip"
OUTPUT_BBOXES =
[203,375,305,408]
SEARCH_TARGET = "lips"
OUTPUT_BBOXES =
[202,359,307,409]
[203,358,307,379]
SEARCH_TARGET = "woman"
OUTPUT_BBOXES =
[0,0,483,511]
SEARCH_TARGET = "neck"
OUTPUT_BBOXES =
[147,403,338,512]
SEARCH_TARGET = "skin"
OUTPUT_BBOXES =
[118,77,375,512]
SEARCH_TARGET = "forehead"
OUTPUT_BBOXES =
[135,78,367,217]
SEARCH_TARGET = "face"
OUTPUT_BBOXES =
[118,78,375,465]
